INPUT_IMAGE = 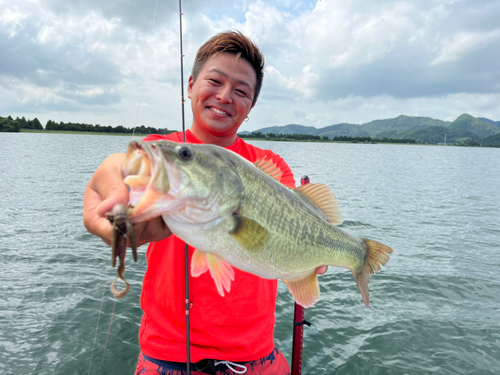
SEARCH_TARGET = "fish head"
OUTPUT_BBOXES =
[123,140,244,225]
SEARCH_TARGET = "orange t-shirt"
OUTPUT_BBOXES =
[138,130,295,362]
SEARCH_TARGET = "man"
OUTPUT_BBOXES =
[84,31,326,375]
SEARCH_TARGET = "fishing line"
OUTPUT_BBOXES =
[99,292,119,375]
[130,0,160,141]
[89,1,160,372]
[88,260,111,375]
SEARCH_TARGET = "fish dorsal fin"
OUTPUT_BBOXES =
[191,249,235,297]
[294,183,343,225]
[283,272,321,308]
[254,156,283,182]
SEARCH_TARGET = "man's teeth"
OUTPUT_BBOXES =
[210,107,227,115]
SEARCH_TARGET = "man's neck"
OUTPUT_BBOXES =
[190,126,238,147]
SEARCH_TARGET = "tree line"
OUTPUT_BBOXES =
[0,116,43,132]
[0,115,171,135]
[45,120,170,134]
[240,132,329,141]
[240,132,417,144]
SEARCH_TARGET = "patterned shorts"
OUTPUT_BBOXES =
[135,347,291,375]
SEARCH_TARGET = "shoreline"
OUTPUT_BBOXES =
[14,130,496,147]
[19,129,172,136]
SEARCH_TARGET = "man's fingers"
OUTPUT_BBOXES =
[83,153,128,242]
[316,266,328,275]
[83,153,172,248]
[134,217,173,246]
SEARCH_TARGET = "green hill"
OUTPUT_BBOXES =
[245,114,498,144]
[312,123,370,138]
[482,133,500,147]
[251,115,450,139]
[447,114,500,138]
[364,115,448,136]
[477,117,500,127]
[257,124,318,135]
[405,126,480,144]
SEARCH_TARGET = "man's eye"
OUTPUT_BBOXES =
[209,79,220,84]
[236,90,248,97]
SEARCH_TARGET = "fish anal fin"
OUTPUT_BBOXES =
[254,157,283,182]
[294,183,343,225]
[283,273,320,308]
[191,249,209,277]
[230,216,269,252]
[207,253,235,297]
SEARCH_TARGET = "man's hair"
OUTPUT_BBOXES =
[192,30,265,105]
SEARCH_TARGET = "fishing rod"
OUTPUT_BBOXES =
[291,177,312,375]
[178,1,191,374]
[176,6,307,373]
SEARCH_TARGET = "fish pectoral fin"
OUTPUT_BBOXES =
[254,156,283,182]
[283,273,321,308]
[230,216,269,252]
[294,183,343,225]
[191,249,210,277]
[207,253,235,297]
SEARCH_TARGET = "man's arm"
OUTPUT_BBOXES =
[83,153,172,247]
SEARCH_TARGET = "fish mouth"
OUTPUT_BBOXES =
[122,141,179,223]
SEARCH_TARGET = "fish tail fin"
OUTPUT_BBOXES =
[353,238,393,308]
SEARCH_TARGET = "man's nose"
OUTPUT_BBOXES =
[216,85,233,103]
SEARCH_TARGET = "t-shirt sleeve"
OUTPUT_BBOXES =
[274,155,296,189]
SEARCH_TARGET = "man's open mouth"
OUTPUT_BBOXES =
[208,106,232,116]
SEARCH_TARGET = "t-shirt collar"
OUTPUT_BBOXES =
[185,129,242,151]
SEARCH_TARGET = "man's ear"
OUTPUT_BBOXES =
[188,75,194,97]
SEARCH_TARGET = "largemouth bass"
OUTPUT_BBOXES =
[119,140,393,308]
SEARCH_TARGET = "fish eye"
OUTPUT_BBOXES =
[178,146,193,161]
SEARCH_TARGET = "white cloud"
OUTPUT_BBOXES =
[430,30,500,66]
[266,64,319,98]
[0,4,28,37]
[1,0,499,132]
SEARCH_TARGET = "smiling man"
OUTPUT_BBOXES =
[84,31,325,375]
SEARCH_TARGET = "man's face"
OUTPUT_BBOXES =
[188,53,257,138]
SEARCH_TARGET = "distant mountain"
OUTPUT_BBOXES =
[256,124,318,135]
[361,115,448,137]
[405,126,480,144]
[477,117,500,127]
[307,115,448,138]
[482,133,500,147]
[448,114,500,138]
[241,114,499,144]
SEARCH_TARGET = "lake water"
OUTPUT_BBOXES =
[1,132,499,374]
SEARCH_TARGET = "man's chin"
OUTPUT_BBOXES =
[204,121,240,135]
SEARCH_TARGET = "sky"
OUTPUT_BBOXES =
[1,0,499,132]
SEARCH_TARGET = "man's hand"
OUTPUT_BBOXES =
[83,153,172,247]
